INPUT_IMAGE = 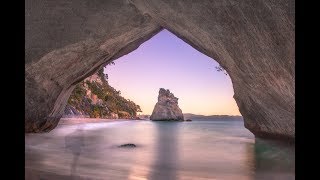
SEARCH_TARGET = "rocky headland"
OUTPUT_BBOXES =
[65,68,142,119]
[150,88,184,121]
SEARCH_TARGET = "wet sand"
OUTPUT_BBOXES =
[58,117,145,126]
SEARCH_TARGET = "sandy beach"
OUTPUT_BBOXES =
[58,117,146,126]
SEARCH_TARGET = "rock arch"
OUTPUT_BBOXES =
[25,0,294,141]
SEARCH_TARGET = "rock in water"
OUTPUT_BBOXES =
[118,144,137,148]
[150,88,184,121]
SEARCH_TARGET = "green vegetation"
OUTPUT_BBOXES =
[66,67,141,119]
[215,65,228,75]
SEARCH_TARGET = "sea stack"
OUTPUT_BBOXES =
[150,88,184,121]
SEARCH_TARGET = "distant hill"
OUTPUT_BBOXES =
[137,113,243,120]
[183,113,243,120]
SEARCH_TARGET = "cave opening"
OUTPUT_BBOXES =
[27,30,296,179]
[25,0,294,141]
[25,1,295,178]
[64,29,243,122]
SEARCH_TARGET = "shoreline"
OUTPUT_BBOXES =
[58,117,148,126]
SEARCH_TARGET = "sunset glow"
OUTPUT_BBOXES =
[104,30,241,116]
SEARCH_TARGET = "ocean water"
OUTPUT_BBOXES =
[25,120,295,180]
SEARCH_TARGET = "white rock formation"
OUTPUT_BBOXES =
[150,88,184,121]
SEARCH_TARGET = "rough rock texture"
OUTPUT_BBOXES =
[150,88,184,121]
[131,0,295,141]
[25,0,294,141]
[25,0,162,132]
[63,105,86,118]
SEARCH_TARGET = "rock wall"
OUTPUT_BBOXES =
[63,105,90,118]
[150,88,184,121]
[25,0,162,132]
[25,0,294,141]
[131,0,295,141]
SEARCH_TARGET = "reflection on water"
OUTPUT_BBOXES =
[64,126,85,178]
[25,120,295,180]
[148,122,179,180]
[253,138,295,180]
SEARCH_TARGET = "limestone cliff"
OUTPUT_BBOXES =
[65,69,141,119]
[150,88,184,121]
[25,0,294,142]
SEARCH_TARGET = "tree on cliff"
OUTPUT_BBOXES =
[66,64,142,119]
[215,65,228,75]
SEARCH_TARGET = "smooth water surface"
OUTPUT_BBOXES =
[25,120,295,180]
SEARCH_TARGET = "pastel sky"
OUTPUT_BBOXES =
[104,30,240,116]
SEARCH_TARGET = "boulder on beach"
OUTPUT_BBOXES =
[118,143,137,148]
[150,88,184,121]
